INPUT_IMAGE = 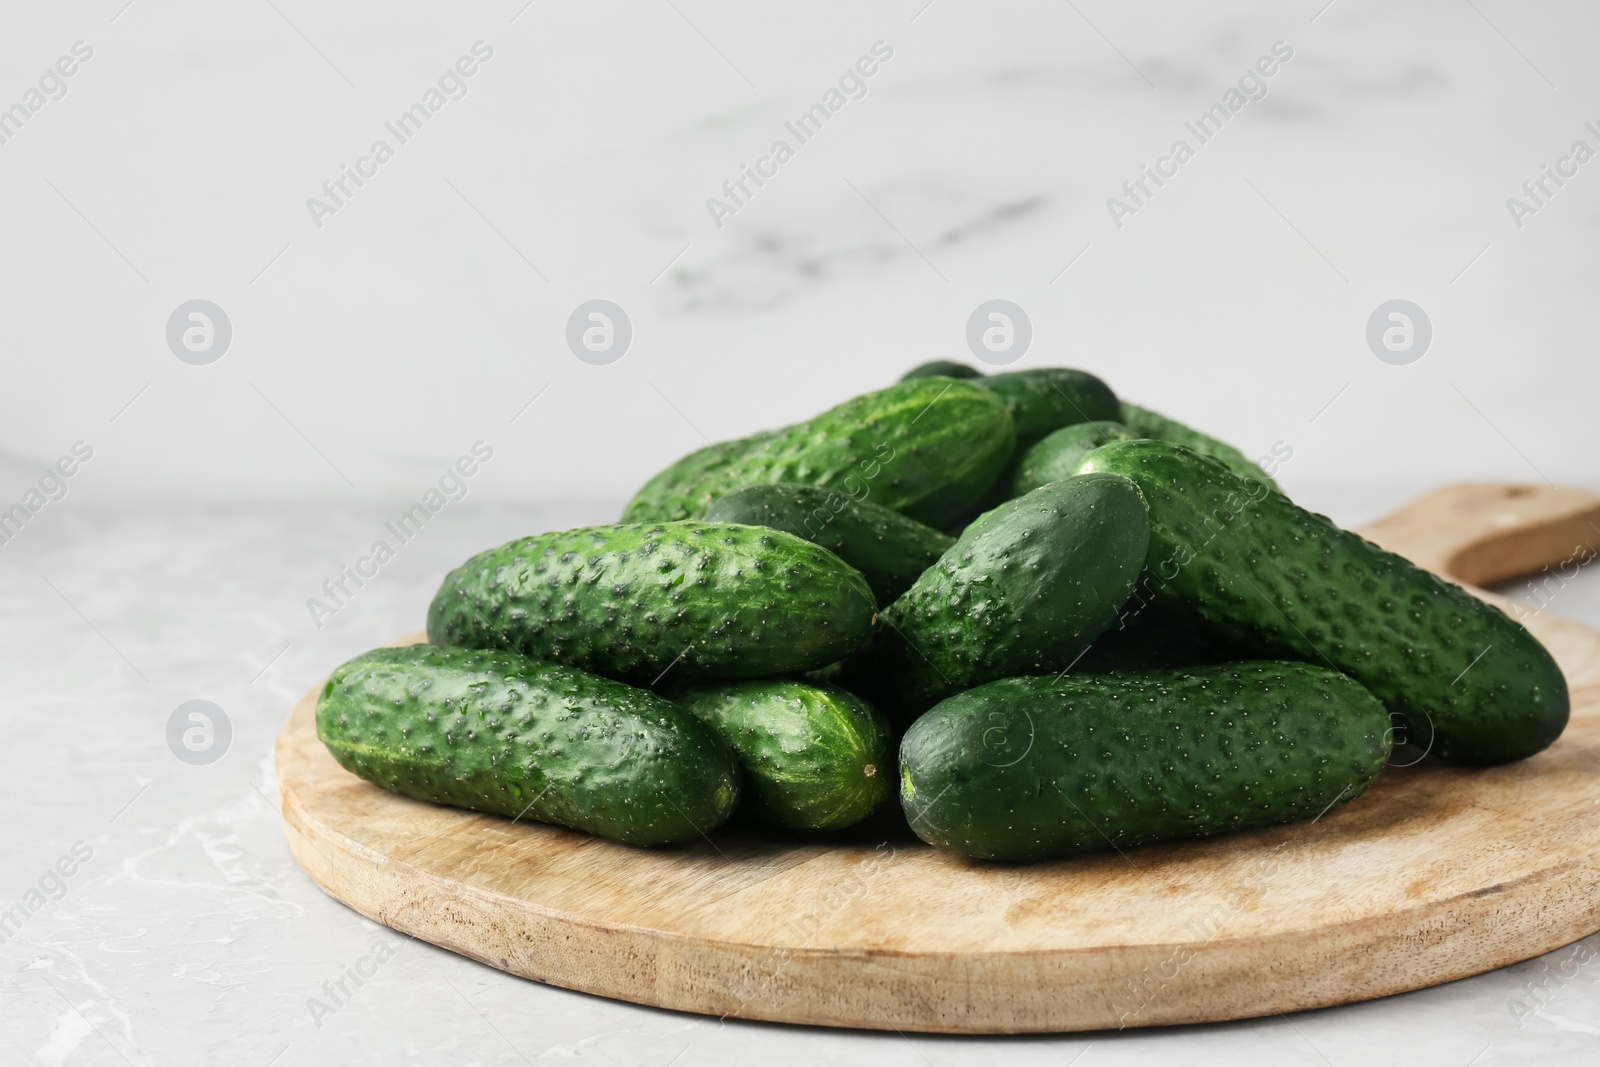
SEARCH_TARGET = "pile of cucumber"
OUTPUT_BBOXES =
[316,362,1570,861]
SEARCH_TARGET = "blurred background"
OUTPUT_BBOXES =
[3,3,1598,1065]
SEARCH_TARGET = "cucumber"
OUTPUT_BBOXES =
[668,679,892,831]
[622,430,777,523]
[427,521,875,684]
[703,483,954,605]
[976,369,1119,446]
[1118,402,1277,490]
[901,360,983,380]
[316,645,740,846]
[899,662,1393,861]
[1075,440,1569,765]
[843,473,1150,722]
[1011,421,1135,496]
[666,379,1014,530]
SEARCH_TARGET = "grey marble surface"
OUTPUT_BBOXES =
[1,493,1597,1067]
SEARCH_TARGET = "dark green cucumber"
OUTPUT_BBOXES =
[900,360,983,380]
[665,379,1014,530]
[703,483,954,605]
[977,369,1119,446]
[843,473,1150,722]
[668,679,892,831]
[427,521,875,684]
[899,662,1393,861]
[1118,402,1277,490]
[622,430,778,523]
[316,645,740,846]
[1011,421,1136,496]
[1075,440,1569,765]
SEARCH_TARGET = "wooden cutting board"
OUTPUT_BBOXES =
[275,483,1600,1033]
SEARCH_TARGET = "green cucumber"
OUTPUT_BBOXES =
[427,521,875,684]
[1075,440,1569,765]
[1011,421,1136,496]
[665,379,1014,530]
[843,473,1150,722]
[899,662,1393,861]
[316,645,740,846]
[1118,402,1277,490]
[668,679,892,831]
[901,360,983,380]
[621,430,777,524]
[977,369,1119,446]
[703,483,954,605]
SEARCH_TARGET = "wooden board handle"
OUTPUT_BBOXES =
[1358,483,1600,588]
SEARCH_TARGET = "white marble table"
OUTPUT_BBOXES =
[1,493,1596,1067]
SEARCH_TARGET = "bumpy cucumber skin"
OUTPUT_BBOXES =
[1011,421,1136,496]
[703,483,954,606]
[316,645,740,847]
[669,679,893,831]
[844,473,1150,722]
[679,379,1016,530]
[1118,402,1278,491]
[1076,440,1570,765]
[977,369,1120,446]
[901,360,983,380]
[621,430,777,524]
[900,663,1393,861]
[427,521,876,684]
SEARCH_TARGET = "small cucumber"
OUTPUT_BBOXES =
[668,679,893,831]
[1011,421,1136,496]
[977,369,1120,446]
[899,662,1393,861]
[843,473,1150,721]
[316,645,740,847]
[427,521,875,684]
[703,483,954,605]
[1118,402,1277,490]
[900,360,983,380]
[670,379,1015,530]
[621,430,777,524]
[1076,439,1569,765]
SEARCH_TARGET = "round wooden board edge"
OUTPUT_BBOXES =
[275,666,1600,1034]
[274,484,1600,1033]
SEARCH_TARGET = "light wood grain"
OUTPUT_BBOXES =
[275,483,1600,1033]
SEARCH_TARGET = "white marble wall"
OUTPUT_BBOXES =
[1,0,1597,507]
